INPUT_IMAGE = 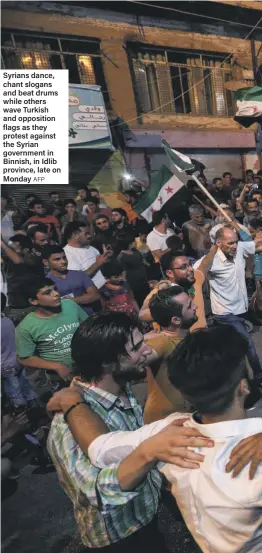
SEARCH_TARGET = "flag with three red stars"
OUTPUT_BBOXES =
[133,165,185,223]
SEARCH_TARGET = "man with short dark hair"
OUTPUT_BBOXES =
[47,191,63,218]
[211,177,231,204]
[245,169,254,183]
[27,223,49,250]
[146,212,174,261]
[47,312,211,552]
[222,171,232,187]
[111,208,134,243]
[16,278,87,382]
[75,186,88,213]
[140,245,218,332]
[82,195,111,225]
[27,200,61,242]
[143,286,198,422]
[239,183,261,225]
[244,199,260,226]
[86,326,262,553]
[91,213,117,254]
[63,221,109,289]
[89,187,107,209]
[60,199,87,228]
[43,245,100,313]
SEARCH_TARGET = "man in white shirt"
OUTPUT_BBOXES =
[195,225,262,380]
[146,212,174,261]
[63,221,109,289]
[88,326,262,553]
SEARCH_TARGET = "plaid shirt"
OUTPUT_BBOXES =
[47,382,162,548]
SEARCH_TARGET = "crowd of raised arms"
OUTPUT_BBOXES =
[1,169,262,553]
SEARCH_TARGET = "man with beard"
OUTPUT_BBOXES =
[139,245,218,332]
[195,225,262,381]
[90,213,117,255]
[47,312,212,553]
[27,223,52,275]
[143,286,198,423]
[111,208,135,244]
[16,279,87,384]
[47,191,63,218]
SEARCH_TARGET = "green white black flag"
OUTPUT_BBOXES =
[134,165,185,223]
[162,140,195,172]
[234,86,262,128]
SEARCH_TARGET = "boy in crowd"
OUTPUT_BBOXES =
[16,279,88,384]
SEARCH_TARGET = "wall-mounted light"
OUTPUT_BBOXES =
[122,172,133,181]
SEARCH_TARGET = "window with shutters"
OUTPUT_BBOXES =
[1,31,110,108]
[129,44,236,117]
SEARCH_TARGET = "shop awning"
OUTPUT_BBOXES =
[123,129,256,149]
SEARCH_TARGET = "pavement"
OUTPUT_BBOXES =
[2,327,262,553]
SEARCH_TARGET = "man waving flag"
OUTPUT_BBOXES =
[134,140,231,224]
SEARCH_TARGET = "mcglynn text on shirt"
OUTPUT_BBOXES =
[45,322,79,341]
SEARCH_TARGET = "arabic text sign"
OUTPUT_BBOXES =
[73,122,108,130]
[78,105,105,113]
[72,113,106,122]
[69,85,113,149]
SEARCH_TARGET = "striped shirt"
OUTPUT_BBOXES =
[47,382,162,548]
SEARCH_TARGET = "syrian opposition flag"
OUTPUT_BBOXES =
[134,165,185,223]
[234,86,262,128]
[162,140,205,175]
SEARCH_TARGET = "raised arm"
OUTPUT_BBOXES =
[85,251,110,277]
[197,244,218,276]
[139,290,155,322]
[1,239,24,265]
[239,184,251,214]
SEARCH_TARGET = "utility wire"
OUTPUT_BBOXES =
[127,1,262,31]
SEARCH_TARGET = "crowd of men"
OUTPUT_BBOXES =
[1,170,262,553]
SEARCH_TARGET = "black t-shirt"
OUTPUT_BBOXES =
[210,187,231,204]
[5,255,44,308]
[90,231,118,255]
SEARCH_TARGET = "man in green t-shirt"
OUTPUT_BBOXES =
[16,278,88,381]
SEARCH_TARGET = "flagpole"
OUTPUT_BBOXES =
[191,175,232,223]
[192,195,217,218]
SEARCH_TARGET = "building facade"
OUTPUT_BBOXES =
[1,0,262,196]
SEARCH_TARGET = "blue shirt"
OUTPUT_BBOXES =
[47,270,95,314]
